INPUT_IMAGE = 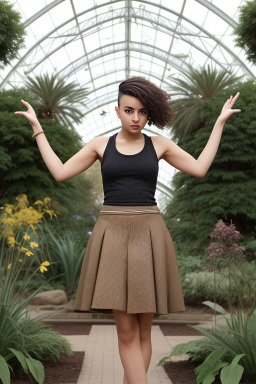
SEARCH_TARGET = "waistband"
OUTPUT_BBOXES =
[99,205,161,215]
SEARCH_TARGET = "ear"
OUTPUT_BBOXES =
[115,106,120,118]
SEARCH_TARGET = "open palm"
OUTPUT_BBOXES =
[219,92,241,122]
[14,100,38,126]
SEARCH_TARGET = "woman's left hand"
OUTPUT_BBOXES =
[219,92,241,123]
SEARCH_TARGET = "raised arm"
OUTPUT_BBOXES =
[15,100,98,182]
[159,93,241,177]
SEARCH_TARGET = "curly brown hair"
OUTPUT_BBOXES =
[118,77,173,129]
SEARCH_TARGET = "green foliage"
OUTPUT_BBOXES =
[195,350,244,384]
[157,339,200,366]
[244,238,256,261]
[164,80,256,254]
[158,304,256,382]
[167,65,240,139]
[0,0,25,66]
[15,328,73,363]
[159,222,256,383]
[0,88,95,216]
[43,226,87,300]
[177,254,207,280]
[195,349,228,384]
[25,72,89,131]
[34,218,93,287]
[234,0,256,64]
[181,261,256,305]
[0,236,73,382]
[190,310,256,381]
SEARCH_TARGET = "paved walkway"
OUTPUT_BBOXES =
[64,324,202,384]
[28,306,213,383]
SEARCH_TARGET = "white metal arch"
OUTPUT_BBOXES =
[2,0,255,200]
[1,0,255,90]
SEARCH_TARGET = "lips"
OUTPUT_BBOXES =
[131,125,140,129]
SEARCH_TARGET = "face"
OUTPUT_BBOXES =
[115,94,148,134]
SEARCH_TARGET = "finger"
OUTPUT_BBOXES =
[21,99,33,110]
[14,111,27,116]
[231,92,240,104]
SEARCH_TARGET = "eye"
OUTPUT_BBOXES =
[140,110,147,114]
[124,109,132,114]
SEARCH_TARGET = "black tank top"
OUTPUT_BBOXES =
[101,132,159,206]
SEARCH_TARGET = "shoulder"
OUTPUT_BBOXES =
[85,135,111,161]
[87,135,110,149]
[150,134,175,160]
[150,134,173,148]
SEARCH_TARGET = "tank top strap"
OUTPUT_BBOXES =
[101,133,115,166]
[143,133,158,162]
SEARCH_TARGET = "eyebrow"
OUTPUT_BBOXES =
[124,106,147,110]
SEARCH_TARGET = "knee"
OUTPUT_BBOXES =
[117,323,138,344]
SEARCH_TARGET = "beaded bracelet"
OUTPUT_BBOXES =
[32,130,44,138]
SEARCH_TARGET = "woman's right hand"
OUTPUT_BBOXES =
[14,100,39,127]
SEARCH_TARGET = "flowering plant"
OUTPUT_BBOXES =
[0,195,59,384]
[205,219,246,267]
[158,219,256,383]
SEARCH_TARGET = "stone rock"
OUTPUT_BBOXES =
[29,290,68,306]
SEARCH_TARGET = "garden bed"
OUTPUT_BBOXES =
[12,352,84,384]
[163,360,255,384]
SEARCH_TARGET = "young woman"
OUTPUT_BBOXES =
[15,77,240,384]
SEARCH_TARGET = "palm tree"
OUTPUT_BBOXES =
[25,73,89,131]
[167,65,241,139]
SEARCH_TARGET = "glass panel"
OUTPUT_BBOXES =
[2,0,256,201]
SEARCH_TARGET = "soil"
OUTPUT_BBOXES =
[159,323,202,336]
[163,360,256,384]
[45,321,201,336]
[44,321,92,335]
[11,352,84,384]
[10,321,255,384]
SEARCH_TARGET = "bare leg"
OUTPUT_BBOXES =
[123,312,154,384]
[113,309,149,384]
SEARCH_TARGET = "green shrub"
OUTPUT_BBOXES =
[177,255,207,280]
[41,223,87,300]
[182,262,256,305]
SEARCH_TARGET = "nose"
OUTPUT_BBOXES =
[133,112,139,122]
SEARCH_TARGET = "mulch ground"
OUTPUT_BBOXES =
[159,323,202,336]
[11,352,84,384]
[163,360,256,384]
[44,321,92,335]
[10,322,255,384]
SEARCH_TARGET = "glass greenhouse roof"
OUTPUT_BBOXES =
[2,0,256,207]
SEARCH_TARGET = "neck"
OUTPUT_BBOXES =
[117,128,144,141]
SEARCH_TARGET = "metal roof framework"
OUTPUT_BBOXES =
[2,0,256,201]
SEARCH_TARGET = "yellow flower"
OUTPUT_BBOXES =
[5,204,14,215]
[24,233,30,240]
[15,194,29,210]
[39,261,50,273]
[43,209,57,219]
[18,258,22,262]
[30,224,38,237]
[25,251,34,257]
[33,200,44,206]
[44,197,52,205]
[21,247,29,253]
[29,242,38,248]
[2,230,15,239]
[8,263,12,270]
[7,237,15,247]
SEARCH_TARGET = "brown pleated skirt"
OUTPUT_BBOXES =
[73,205,185,315]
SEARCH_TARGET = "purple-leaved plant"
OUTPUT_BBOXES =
[206,219,245,264]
